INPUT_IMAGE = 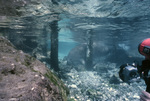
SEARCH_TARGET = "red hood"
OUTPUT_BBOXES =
[138,38,150,60]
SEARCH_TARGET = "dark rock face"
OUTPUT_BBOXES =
[0,36,68,101]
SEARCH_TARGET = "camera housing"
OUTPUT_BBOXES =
[119,64,140,84]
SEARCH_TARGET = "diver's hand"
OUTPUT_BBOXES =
[140,91,150,101]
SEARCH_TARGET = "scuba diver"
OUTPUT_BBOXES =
[119,38,150,101]
[138,38,150,101]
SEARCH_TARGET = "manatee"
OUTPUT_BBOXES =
[65,41,110,66]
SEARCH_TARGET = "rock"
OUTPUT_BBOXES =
[69,84,77,89]
[109,74,121,84]
[0,36,69,101]
[86,89,97,96]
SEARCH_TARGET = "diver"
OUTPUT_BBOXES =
[119,38,150,101]
[138,38,150,101]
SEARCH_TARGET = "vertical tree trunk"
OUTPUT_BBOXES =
[50,21,60,72]
[85,29,93,70]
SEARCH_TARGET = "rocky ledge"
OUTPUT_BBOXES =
[0,36,68,101]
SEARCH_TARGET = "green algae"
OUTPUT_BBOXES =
[67,98,76,101]
[45,71,69,101]
[23,55,36,67]
[22,54,38,72]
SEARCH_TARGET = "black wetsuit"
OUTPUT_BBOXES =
[141,60,150,93]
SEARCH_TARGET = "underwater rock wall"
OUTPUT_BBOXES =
[0,36,68,101]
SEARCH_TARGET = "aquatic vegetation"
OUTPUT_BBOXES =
[23,55,36,66]
[67,98,76,101]
[45,71,69,101]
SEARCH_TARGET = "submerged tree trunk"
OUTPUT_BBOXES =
[50,21,60,72]
[85,29,93,70]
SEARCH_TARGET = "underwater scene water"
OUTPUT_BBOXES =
[1,0,150,100]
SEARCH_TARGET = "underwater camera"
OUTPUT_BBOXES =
[119,63,141,84]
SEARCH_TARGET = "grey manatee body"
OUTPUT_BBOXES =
[65,42,110,66]
[65,41,142,67]
[66,44,87,66]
